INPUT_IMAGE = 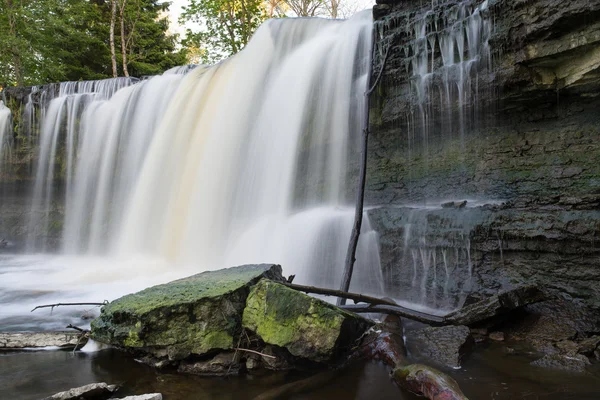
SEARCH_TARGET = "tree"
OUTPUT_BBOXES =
[118,0,187,76]
[110,0,118,77]
[180,0,268,64]
[0,0,185,86]
[284,0,323,17]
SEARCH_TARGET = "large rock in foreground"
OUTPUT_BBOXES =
[242,280,372,363]
[91,264,284,361]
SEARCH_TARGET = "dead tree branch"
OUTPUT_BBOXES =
[338,29,392,305]
[31,301,108,313]
[281,282,397,307]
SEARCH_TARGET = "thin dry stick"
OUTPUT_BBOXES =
[234,348,276,359]
[228,331,245,375]
[66,324,88,333]
[31,301,108,312]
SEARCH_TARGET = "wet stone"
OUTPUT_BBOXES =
[42,382,117,400]
[177,352,240,376]
[530,354,591,373]
[489,332,505,341]
[410,325,473,368]
[577,336,600,356]
[555,340,579,356]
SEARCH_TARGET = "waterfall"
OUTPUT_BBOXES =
[0,101,12,179]
[20,12,383,294]
[25,78,138,250]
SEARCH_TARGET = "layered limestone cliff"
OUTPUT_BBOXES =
[367,0,600,332]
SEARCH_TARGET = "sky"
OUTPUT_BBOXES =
[166,0,377,36]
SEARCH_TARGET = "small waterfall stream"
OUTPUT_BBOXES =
[372,0,494,310]
[0,101,12,178]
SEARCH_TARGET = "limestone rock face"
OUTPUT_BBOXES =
[91,264,284,361]
[367,0,600,334]
[242,280,372,363]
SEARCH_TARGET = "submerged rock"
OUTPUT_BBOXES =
[530,354,591,373]
[392,364,468,400]
[410,325,473,369]
[91,264,284,361]
[0,331,86,350]
[242,280,372,363]
[177,352,240,376]
[42,382,117,400]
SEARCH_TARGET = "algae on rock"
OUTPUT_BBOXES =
[91,264,284,361]
[242,279,372,363]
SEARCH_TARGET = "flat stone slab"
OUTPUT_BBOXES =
[0,332,85,350]
[42,382,117,400]
[91,264,284,361]
[242,280,372,363]
[446,285,546,326]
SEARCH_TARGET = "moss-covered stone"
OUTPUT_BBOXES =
[91,264,284,361]
[242,280,372,363]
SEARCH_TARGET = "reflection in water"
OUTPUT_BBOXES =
[1,345,599,400]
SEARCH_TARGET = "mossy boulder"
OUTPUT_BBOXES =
[242,280,372,363]
[91,264,284,361]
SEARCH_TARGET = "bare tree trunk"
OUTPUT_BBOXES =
[329,0,339,19]
[337,27,375,305]
[110,0,118,78]
[119,0,129,77]
[338,31,392,305]
[6,0,24,86]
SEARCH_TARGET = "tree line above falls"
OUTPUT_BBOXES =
[0,0,362,87]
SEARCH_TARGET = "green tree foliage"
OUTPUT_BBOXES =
[124,0,187,77]
[180,0,268,64]
[0,0,186,87]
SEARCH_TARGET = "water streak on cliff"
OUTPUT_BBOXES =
[0,101,12,179]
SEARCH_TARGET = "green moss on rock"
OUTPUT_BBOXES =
[91,264,283,360]
[242,280,372,363]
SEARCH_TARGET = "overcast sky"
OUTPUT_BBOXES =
[167,0,376,35]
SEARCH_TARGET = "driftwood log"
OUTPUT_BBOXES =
[254,315,468,400]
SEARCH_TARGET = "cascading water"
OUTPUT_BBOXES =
[0,101,12,178]
[26,78,138,250]
[1,12,383,330]
[372,0,494,311]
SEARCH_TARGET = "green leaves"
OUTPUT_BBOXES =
[180,0,268,64]
[0,0,186,86]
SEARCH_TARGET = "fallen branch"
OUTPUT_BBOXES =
[234,348,276,359]
[31,301,108,313]
[281,282,397,307]
[66,324,88,333]
[359,316,468,400]
[340,304,445,325]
